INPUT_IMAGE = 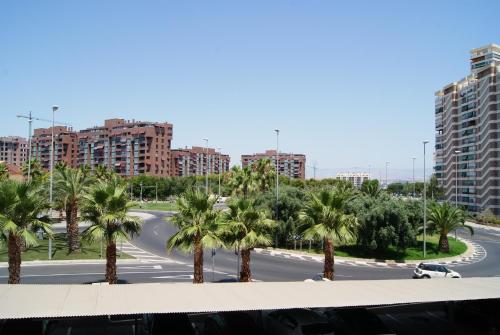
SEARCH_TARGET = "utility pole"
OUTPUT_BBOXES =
[423,140,429,258]
[203,138,209,195]
[274,129,279,220]
[313,164,317,180]
[48,105,59,260]
[217,147,222,197]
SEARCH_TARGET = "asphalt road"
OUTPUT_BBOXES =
[1,210,499,284]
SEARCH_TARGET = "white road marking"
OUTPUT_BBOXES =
[0,270,191,278]
[153,231,159,236]
[120,265,162,270]
[151,274,194,280]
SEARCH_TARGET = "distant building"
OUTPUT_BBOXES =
[77,119,173,177]
[435,44,500,215]
[336,172,370,188]
[31,126,78,169]
[170,146,230,177]
[0,136,28,167]
[241,150,306,179]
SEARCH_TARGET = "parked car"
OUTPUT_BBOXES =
[316,307,395,335]
[263,308,335,335]
[413,263,461,279]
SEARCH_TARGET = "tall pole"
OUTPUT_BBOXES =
[217,147,222,197]
[423,140,429,258]
[274,129,279,220]
[27,112,33,181]
[140,182,143,203]
[49,105,58,260]
[368,164,371,180]
[203,138,209,195]
[412,157,416,197]
[385,161,389,189]
[155,182,158,203]
[455,150,460,207]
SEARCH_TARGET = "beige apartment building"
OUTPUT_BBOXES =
[241,150,306,179]
[0,136,28,167]
[78,119,173,177]
[170,146,230,177]
[435,44,500,215]
[336,172,370,188]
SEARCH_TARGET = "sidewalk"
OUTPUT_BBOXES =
[254,236,485,269]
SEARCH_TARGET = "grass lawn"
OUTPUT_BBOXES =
[296,234,467,261]
[131,202,177,212]
[0,234,133,262]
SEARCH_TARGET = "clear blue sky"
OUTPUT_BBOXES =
[1,0,499,178]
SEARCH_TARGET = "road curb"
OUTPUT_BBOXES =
[254,236,486,269]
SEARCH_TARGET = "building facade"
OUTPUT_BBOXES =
[241,150,306,179]
[170,146,230,177]
[31,126,78,169]
[435,44,500,215]
[0,136,28,167]
[336,172,370,188]
[78,119,173,177]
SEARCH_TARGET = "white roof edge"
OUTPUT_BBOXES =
[0,278,499,320]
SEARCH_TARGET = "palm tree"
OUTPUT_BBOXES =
[227,166,256,197]
[81,177,141,284]
[0,163,8,181]
[251,158,275,192]
[21,159,43,180]
[0,180,52,284]
[221,198,275,282]
[360,179,381,198]
[94,165,114,181]
[427,202,473,253]
[54,167,91,253]
[167,189,223,283]
[299,187,357,280]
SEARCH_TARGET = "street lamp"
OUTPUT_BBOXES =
[274,129,280,221]
[423,140,429,258]
[217,147,222,198]
[203,138,209,195]
[48,105,59,260]
[412,157,416,197]
[454,150,461,207]
[385,161,389,189]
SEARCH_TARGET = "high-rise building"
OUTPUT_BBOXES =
[31,126,78,169]
[0,136,28,167]
[336,172,370,188]
[241,150,306,179]
[435,44,500,215]
[78,119,173,177]
[170,146,230,177]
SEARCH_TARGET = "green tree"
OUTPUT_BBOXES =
[54,167,91,253]
[0,163,8,181]
[299,187,357,280]
[427,174,443,200]
[226,166,256,197]
[221,198,275,282]
[166,189,223,283]
[94,165,115,182]
[0,180,52,283]
[360,179,381,198]
[81,177,141,284]
[427,202,473,253]
[21,159,43,180]
[251,158,275,192]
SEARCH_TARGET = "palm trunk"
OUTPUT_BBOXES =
[323,237,335,280]
[105,242,117,284]
[8,234,21,284]
[438,234,449,253]
[67,202,80,253]
[193,234,204,283]
[239,248,251,282]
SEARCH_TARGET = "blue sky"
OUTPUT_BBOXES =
[1,0,499,179]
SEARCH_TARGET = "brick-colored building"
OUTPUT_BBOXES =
[0,136,28,167]
[78,119,173,177]
[241,150,306,179]
[31,126,78,169]
[171,146,230,177]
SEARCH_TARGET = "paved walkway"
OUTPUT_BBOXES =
[254,236,486,269]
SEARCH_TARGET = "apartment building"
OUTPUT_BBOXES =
[336,172,370,188]
[435,44,500,215]
[31,126,78,169]
[170,146,230,177]
[241,150,306,179]
[0,136,28,167]
[78,119,173,177]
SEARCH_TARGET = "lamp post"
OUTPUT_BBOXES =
[274,129,279,220]
[423,140,429,258]
[203,138,209,195]
[412,157,416,197]
[385,161,389,190]
[48,105,59,260]
[454,150,461,207]
[217,147,222,198]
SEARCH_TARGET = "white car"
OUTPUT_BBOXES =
[413,262,461,279]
